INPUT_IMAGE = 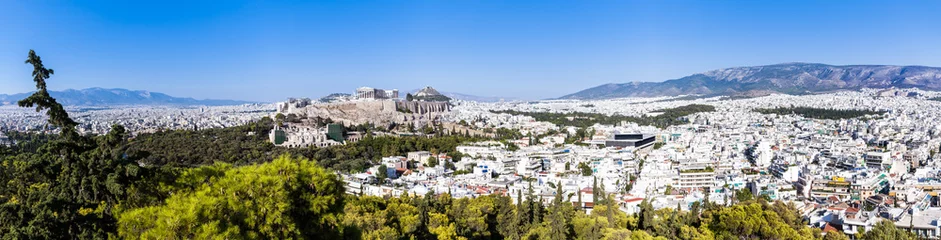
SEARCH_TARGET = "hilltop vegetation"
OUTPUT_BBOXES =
[754,107,885,120]
[492,104,715,128]
[127,119,492,172]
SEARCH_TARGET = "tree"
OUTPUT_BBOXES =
[735,188,754,203]
[547,183,571,240]
[638,198,655,231]
[496,196,520,240]
[823,231,850,240]
[427,156,438,168]
[863,220,917,240]
[0,50,151,239]
[572,214,606,240]
[377,164,389,184]
[274,113,286,127]
[579,162,593,176]
[117,154,346,239]
[688,201,701,226]
[406,93,414,101]
[17,50,77,137]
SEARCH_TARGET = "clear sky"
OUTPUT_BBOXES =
[2,1,941,101]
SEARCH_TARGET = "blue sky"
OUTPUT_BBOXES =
[2,1,940,101]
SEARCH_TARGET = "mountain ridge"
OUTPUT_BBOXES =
[0,88,254,106]
[558,63,941,99]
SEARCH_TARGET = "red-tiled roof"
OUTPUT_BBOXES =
[823,223,841,233]
[623,197,644,203]
[845,207,859,214]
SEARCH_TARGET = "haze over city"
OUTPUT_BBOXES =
[3,1,941,101]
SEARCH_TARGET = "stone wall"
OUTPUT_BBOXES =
[395,101,450,114]
[285,100,450,128]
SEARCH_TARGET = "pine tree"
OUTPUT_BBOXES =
[18,50,78,138]
[520,183,535,227]
[639,198,654,231]
[592,177,599,204]
[547,183,570,240]
[577,190,583,210]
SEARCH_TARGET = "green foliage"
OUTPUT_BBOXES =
[413,94,452,102]
[17,50,78,137]
[754,107,885,120]
[493,127,524,140]
[0,125,156,239]
[735,188,754,203]
[126,118,277,167]
[129,123,488,172]
[823,231,850,240]
[862,220,917,240]
[578,162,593,176]
[704,202,819,240]
[377,165,389,183]
[117,154,346,239]
[0,51,158,239]
[492,104,715,128]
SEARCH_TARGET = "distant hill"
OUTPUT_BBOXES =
[0,88,253,106]
[409,86,451,102]
[558,63,941,100]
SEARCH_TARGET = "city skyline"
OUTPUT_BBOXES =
[3,1,941,101]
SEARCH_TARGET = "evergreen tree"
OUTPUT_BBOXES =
[496,196,520,240]
[547,183,570,240]
[592,177,599,204]
[639,198,655,231]
[863,220,917,240]
[18,50,78,138]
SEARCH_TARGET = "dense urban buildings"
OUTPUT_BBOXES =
[330,87,941,239]
[0,104,275,135]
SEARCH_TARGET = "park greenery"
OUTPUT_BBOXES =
[492,104,715,129]
[127,122,489,173]
[0,50,919,239]
[753,107,885,120]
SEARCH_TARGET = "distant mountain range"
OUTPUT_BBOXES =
[0,88,253,106]
[558,63,941,100]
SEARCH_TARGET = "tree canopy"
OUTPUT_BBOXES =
[492,104,714,129]
[754,107,884,120]
[117,154,346,239]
